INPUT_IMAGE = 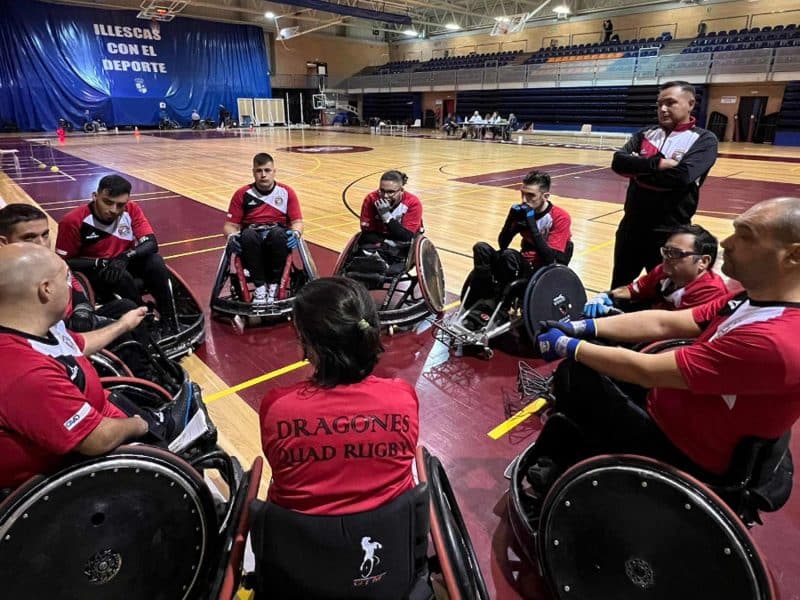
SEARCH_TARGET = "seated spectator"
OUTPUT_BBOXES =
[584,224,728,317]
[442,113,457,136]
[0,243,149,491]
[258,277,419,514]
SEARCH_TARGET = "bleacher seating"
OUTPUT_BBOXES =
[415,51,521,72]
[683,25,799,54]
[524,32,672,64]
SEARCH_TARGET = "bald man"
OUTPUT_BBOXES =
[0,244,149,490]
[532,197,800,485]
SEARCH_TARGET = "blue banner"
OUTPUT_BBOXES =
[0,0,271,130]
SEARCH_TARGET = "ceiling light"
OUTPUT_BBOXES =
[264,11,275,18]
[403,28,417,36]
[445,22,460,30]
[494,16,510,22]
[553,5,570,14]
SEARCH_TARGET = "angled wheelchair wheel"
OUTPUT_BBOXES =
[90,349,134,378]
[0,445,219,600]
[155,266,205,359]
[415,236,446,316]
[637,338,694,354]
[522,264,587,341]
[333,232,362,276]
[537,454,777,600]
[415,446,490,600]
[72,271,96,306]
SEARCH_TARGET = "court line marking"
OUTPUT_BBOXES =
[164,245,225,260]
[160,233,221,247]
[205,360,310,404]
[487,398,548,440]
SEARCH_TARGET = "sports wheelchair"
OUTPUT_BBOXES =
[71,265,205,361]
[433,258,585,359]
[507,346,793,599]
[209,232,318,328]
[246,446,488,599]
[333,233,446,333]
[0,442,263,600]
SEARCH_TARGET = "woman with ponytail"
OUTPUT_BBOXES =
[258,276,419,515]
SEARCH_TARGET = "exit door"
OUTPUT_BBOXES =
[736,96,767,143]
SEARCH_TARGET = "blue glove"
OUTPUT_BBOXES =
[226,233,242,254]
[286,229,300,249]
[584,293,614,318]
[537,327,583,362]
[511,203,526,212]
[539,319,597,339]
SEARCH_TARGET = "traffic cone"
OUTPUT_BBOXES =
[134,126,140,136]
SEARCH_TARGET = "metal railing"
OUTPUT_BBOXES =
[332,48,800,92]
[270,74,323,89]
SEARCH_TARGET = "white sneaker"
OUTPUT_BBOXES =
[253,285,267,306]
[266,283,278,303]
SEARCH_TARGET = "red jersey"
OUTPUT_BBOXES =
[648,293,800,474]
[627,264,728,310]
[226,183,302,227]
[55,202,154,260]
[0,322,125,490]
[359,191,423,237]
[520,204,571,270]
[259,375,419,515]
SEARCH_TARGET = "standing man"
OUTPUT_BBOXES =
[55,175,177,334]
[223,153,304,305]
[610,81,718,288]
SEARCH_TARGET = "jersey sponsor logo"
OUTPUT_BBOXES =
[85,232,100,240]
[67,364,80,382]
[353,536,387,587]
[64,402,92,431]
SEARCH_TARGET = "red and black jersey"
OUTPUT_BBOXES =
[359,190,423,236]
[627,264,729,310]
[611,118,718,227]
[226,183,302,227]
[55,202,154,260]
[0,322,124,489]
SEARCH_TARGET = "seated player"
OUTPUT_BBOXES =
[54,175,178,334]
[466,170,572,324]
[0,243,150,491]
[532,197,800,489]
[223,153,304,305]
[584,224,728,317]
[0,204,153,376]
[354,170,422,274]
[259,277,419,515]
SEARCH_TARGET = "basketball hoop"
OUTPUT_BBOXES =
[490,12,535,36]
[150,18,161,35]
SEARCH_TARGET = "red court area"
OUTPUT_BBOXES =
[6,140,800,599]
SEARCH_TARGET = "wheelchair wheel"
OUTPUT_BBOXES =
[537,454,777,599]
[637,338,694,354]
[416,446,490,600]
[0,445,219,600]
[522,264,586,341]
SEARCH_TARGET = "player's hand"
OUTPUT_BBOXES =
[584,293,614,318]
[226,232,242,254]
[108,253,130,273]
[96,259,125,284]
[375,198,393,223]
[119,306,148,331]
[658,158,679,170]
[539,319,597,339]
[537,327,582,362]
[286,229,300,249]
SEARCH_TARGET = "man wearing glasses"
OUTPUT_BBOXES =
[584,224,728,317]
[359,170,422,245]
[610,81,718,288]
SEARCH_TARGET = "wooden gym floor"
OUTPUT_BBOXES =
[2,128,800,598]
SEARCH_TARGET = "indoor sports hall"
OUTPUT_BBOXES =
[2,0,800,598]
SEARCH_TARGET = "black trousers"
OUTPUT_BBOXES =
[533,360,694,472]
[81,253,173,319]
[610,216,673,288]
[240,226,290,286]
[467,242,532,307]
